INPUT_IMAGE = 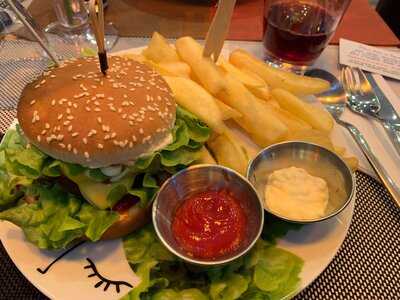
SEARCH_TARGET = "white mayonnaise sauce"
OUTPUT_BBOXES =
[264,166,329,220]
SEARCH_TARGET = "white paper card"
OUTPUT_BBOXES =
[339,39,400,80]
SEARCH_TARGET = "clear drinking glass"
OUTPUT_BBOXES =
[263,0,351,71]
[52,0,88,29]
[45,0,118,53]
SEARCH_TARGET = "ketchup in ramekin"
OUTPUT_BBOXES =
[171,189,247,260]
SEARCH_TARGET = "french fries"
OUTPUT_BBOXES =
[142,32,180,63]
[207,133,248,175]
[144,60,191,78]
[163,76,226,134]
[264,101,312,132]
[247,85,271,101]
[219,59,265,88]
[229,49,330,95]
[196,146,217,164]
[175,37,225,95]
[220,75,288,146]
[214,98,242,120]
[287,129,335,151]
[271,88,334,133]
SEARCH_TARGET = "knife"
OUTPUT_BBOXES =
[203,0,237,62]
[365,72,400,156]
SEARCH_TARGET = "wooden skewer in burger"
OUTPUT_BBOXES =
[88,0,108,75]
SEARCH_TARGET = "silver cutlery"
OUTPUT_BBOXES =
[341,66,400,157]
[306,68,400,208]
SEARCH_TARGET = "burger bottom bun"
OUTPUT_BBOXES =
[23,196,151,241]
[100,204,152,240]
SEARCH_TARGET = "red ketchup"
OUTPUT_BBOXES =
[172,189,247,259]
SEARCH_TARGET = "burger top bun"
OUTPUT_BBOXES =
[17,56,176,168]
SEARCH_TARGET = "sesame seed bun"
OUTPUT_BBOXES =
[17,56,176,168]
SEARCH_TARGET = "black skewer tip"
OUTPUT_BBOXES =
[98,51,108,75]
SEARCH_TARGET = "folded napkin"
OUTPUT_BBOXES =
[25,0,264,41]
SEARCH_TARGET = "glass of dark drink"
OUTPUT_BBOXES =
[263,0,351,70]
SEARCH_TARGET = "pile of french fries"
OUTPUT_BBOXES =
[122,32,358,174]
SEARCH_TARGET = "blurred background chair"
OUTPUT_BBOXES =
[376,0,400,38]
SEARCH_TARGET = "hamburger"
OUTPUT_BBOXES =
[0,56,210,249]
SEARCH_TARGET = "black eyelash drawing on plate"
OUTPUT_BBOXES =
[36,241,133,294]
[84,258,133,293]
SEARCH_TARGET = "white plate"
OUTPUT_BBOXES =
[0,47,356,299]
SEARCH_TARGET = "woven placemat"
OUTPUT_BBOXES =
[0,171,399,299]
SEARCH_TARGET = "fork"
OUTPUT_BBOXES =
[306,68,400,208]
[341,66,400,157]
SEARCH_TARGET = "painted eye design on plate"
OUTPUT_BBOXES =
[84,258,133,293]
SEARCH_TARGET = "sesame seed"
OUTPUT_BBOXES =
[111,132,116,138]
[80,84,88,91]
[34,84,40,89]
[73,103,78,108]
[97,143,104,149]
[123,94,128,98]
[132,135,137,142]
[50,74,56,78]
[41,130,47,135]
[139,128,144,134]
[63,121,70,126]
[85,106,91,112]
[57,114,63,120]
[129,121,134,126]
[45,123,50,129]
[58,143,65,148]
[88,129,97,137]
[40,79,46,85]
[67,144,72,151]
[94,107,101,112]
[68,101,72,107]
[97,117,102,124]
[30,99,36,105]
[67,115,74,120]
[104,134,110,140]
[71,132,79,137]
[107,97,114,101]
[84,152,90,159]
[56,134,64,141]
[83,137,88,144]
[94,101,100,106]
[122,114,127,119]
[36,136,41,142]
[68,125,73,132]
[73,148,78,155]
[51,99,56,106]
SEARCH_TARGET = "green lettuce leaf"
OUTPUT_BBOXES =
[0,184,118,249]
[121,259,159,300]
[124,225,176,265]
[262,213,303,244]
[152,288,209,300]
[122,223,303,300]
[209,273,249,300]
[253,246,303,300]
